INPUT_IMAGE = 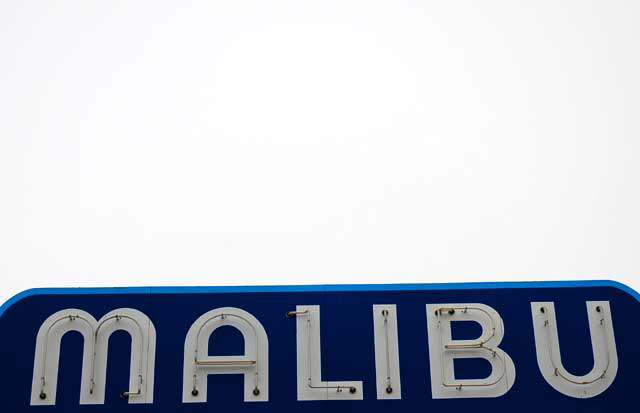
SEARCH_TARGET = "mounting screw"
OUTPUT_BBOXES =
[382,309,389,317]
[386,385,393,394]
[596,306,602,313]
[191,388,199,396]
[448,309,455,315]
[540,307,545,314]
[349,387,356,394]
[39,392,47,400]
[253,387,260,396]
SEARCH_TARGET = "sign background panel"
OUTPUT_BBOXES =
[0,281,636,412]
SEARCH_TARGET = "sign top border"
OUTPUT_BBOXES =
[2,280,638,321]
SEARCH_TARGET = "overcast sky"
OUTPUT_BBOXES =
[1,1,638,306]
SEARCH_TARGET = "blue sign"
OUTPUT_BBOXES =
[0,280,636,412]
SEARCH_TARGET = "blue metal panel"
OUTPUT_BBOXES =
[0,280,636,412]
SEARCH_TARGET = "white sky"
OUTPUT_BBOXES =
[1,1,638,305]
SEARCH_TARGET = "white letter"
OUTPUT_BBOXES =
[426,303,516,399]
[31,308,156,405]
[182,307,268,403]
[373,305,401,399]
[531,301,618,398]
[294,305,363,400]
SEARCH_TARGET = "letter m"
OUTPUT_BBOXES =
[30,308,156,405]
